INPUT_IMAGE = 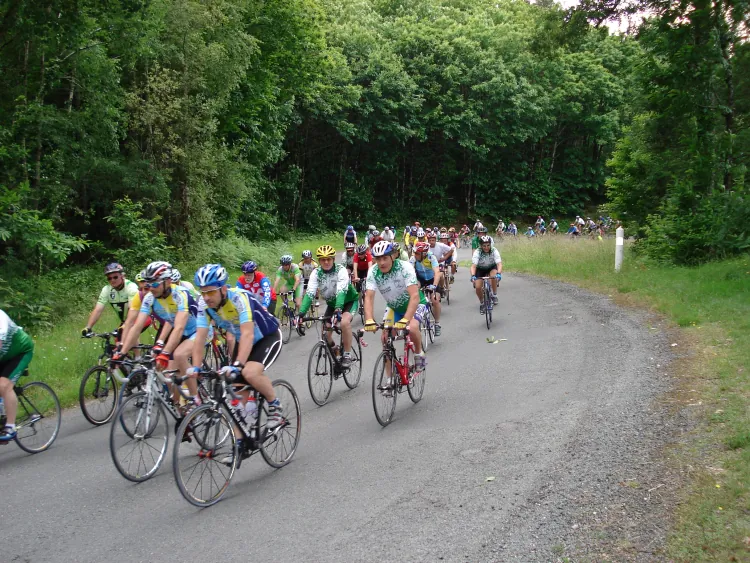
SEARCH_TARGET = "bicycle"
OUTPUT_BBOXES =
[371,324,426,427]
[438,264,451,305]
[79,331,151,425]
[302,280,320,330]
[277,291,302,344]
[0,370,61,453]
[477,276,494,330]
[353,277,366,326]
[420,287,437,351]
[302,315,365,406]
[172,369,301,507]
[108,356,207,482]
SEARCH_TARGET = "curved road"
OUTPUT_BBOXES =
[1,247,672,562]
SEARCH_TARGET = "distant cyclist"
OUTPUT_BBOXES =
[470,236,502,314]
[237,261,277,314]
[82,263,138,338]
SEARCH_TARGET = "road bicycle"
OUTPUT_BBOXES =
[477,276,494,330]
[370,323,426,427]
[420,287,437,351]
[172,368,301,507]
[0,370,61,453]
[301,280,320,330]
[438,263,451,305]
[277,291,303,344]
[352,277,366,325]
[302,314,365,406]
[108,356,210,482]
[79,331,152,425]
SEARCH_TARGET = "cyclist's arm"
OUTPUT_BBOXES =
[494,249,503,273]
[120,305,140,345]
[85,302,106,331]
[292,270,301,291]
[403,284,420,321]
[120,312,150,354]
[163,311,188,356]
[299,271,319,316]
[234,320,255,366]
[190,326,210,369]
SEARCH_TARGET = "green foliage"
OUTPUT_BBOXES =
[105,198,170,268]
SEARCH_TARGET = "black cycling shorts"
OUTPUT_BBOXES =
[232,329,282,370]
[475,266,496,278]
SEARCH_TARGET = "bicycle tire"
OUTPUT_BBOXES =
[372,351,397,427]
[305,301,318,329]
[260,379,301,469]
[444,275,450,305]
[421,307,434,351]
[358,292,365,326]
[109,391,169,482]
[173,404,237,507]
[484,283,492,330]
[407,351,426,404]
[307,341,333,406]
[79,365,119,425]
[343,334,363,389]
[280,306,292,344]
[14,381,61,454]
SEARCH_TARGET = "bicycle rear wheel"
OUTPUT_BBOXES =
[260,379,301,468]
[14,381,61,454]
[109,391,169,482]
[421,308,434,351]
[444,276,450,305]
[343,334,363,389]
[407,354,426,404]
[372,351,397,427]
[173,404,237,507]
[279,307,292,344]
[79,365,119,425]
[484,284,492,330]
[305,301,318,329]
[307,341,333,406]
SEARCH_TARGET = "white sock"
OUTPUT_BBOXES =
[5,423,16,432]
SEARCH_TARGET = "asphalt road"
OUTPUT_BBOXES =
[1,247,672,562]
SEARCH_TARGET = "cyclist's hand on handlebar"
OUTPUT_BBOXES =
[470,275,477,282]
[333,308,343,323]
[495,273,502,280]
[81,327,92,338]
[394,317,410,330]
[426,284,436,291]
[219,365,240,380]
[110,352,124,363]
[152,340,164,355]
[364,319,378,332]
[155,352,172,370]
[186,367,200,378]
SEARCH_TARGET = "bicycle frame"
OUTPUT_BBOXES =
[380,326,415,387]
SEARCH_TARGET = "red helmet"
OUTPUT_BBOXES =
[414,241,430,253]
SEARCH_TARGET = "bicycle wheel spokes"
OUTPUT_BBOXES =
[343,336,363,389]
[371,352,397,427]
[79,365,119,425]
[307,342,333,406]
[15,381,61,454]
[173,405,236,507]
[407,356,426,404]
[260,379,301,469]
[109,392,169,482]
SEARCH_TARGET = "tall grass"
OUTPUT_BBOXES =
[498,235,750,561]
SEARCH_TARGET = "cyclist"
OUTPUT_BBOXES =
[171,269,199,296]
[364,241,427,371]
[115,261,203,404]
[81,263,139,338]
[402,225,411,246]
[188,264,284,430]
[471,226,493,250]
[367,230,383,249]
[439,231,457,281]
[341,241,356,273]
[525,226,536,237]
[382,226,395,242]
[534,216,546,234]
[273,255,303,311]
[496,219,505,237]
[410,241,443,337]
[298,245,359,367]
[508,222,518,236]
[298,250,319,292]
[472,219,484,235]
[353,244,373,288]
[120,269,164,346]
[448,227,458,248]
[344,225,358,246]
[364,225,377,245]
[237,261,277,315]
[391,241,409,261]
[549,218,559,234]
[470,236,503,314]
[0,309,34,442]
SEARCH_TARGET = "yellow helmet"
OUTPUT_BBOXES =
[316,245,336,259]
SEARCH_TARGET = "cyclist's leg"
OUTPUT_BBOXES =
[267,298,277,315]
[0,331,33,435]
[490,268,498,294]
[172,335,199,400]
[340,300,357,354]
[240,329,283,425]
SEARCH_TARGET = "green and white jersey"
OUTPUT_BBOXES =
[471,247,502,269]
[97,280,139,323]
[275,264,301,290]
[300,264,358,315]
[0,309,20,359]
[365,259,427,314]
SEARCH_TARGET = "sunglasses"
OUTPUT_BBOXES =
[200,287,221,295]
[146,281,162,288]
[107,275,121,281]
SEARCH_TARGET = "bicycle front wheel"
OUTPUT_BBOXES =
[79,365,119,425]
[173,404,237,507]
[307,341,333,406]
[343,334,363,389]
[109,391,169,482]
[260,379,301,469]
[407,355,426,404]
[372,351,397,427]
[15,381,61,454]
[279,307,292,344]
[421,309,434,351]
[484,284,492,330]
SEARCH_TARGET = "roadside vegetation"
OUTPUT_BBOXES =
[499,236,750,561]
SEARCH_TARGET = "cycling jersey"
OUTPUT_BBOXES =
[366,259,427,314]
[129,290,166,325]
[340,251,354,268]
[429,242,452,262]
[300,264,358,315]
[0,309,33,383]
[140,285,198,336]
[97,280,139,323]
[353,250,372,273]
[0,309,22,360]
[275,264,301,289]
[472,247,502,269]
[237,272,276,307]
[298,259,319,280]
[197,288,279,344]
[409,252,438,281]
[344,229,357,243]
[179,280,199,297]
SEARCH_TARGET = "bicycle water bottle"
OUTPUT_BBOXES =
[244,396,257,439]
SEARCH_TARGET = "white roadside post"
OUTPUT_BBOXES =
[615,226,624,272]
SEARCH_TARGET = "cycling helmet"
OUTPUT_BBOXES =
[241,260,257,273]
[414,241,430,253]
[371,230,380,237]
[440,227,447,232]
[104,262,124,275]
[416,228,425,238]
[427,231,437,239]
[368,225,376,231]
[369,236,383,246]
[170,269,182,283]
[357,244,368,255]
[301,250,312,259]
[134,270,145,282]
[316,245,336,259]
[479,235,492,244]
[440,232,450,240]
[194,264,228,288]
[280,255,293,265]
[478,225,488,233]
[346,225,354,231]
[449,227,455,232]
[392,242,402,252]
[345,242,356,250]
[372,241,394,257]
[143,261,172,282]
[410,226,418,234]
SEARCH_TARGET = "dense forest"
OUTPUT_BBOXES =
[1,0,748,275]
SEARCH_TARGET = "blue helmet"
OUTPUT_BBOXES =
[410,226,418,234]
[371,241,394,257]
[241,260,257,273]
[194,264,228,288]
[346,225,354,231]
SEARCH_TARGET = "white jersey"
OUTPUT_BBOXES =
[382,228,395,242]
[429,242,453,262]
[472,247,502,269]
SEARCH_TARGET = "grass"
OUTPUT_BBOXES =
[27,233,341,409]
[496,235,750,561]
